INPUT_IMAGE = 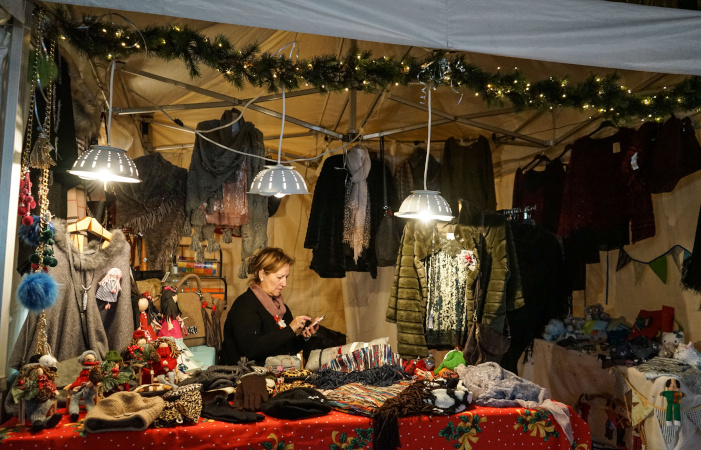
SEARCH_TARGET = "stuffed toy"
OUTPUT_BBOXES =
[674,342,701,368]
[543,318,567,341]
[584,304,605,321]
[660,378,684,426]
[152,337,181,387]
[10,362,62,432]
[425,379,472,415]
[136,292,160,342]
[659,331,685,358]
[64,350,102,422]
[434,350,466,375]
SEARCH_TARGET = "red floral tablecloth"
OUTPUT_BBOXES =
[0,405,591,449]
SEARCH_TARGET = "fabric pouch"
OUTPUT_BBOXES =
[264,354,302,375]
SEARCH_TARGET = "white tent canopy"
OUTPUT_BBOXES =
[51,0,701,76]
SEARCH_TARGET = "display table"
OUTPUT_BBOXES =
[0,405,591,449]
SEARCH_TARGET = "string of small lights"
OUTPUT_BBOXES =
[44,6,701,124]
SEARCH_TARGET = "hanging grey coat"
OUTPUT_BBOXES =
[9,221,133,369]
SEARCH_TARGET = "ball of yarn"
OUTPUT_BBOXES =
[17,272,59,311]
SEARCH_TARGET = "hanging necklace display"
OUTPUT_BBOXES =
[16,11,60,360]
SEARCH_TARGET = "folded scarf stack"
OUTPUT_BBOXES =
[178,359,262,391]
[322,344,401,372]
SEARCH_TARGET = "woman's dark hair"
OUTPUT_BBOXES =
[248,247,295,283]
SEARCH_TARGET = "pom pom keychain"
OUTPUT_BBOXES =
[17,271,59,311]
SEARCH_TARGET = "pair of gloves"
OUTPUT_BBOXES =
[233,374,269,411]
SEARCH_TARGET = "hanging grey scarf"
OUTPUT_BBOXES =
[343,146,371,262]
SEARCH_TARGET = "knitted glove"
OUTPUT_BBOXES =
[202,392,264,424]
[233,374,269,411]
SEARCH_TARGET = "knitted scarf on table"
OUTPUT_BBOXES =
[185,109,268,267]
[114,153,187,271]
[343,146,371,262]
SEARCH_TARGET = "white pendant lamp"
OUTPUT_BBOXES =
[395,88,453,222]
[249,86,309,197]
[68,61,140,184]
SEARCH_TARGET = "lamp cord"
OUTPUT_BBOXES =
[424,88,431,190]
[108,59,115,146]
[278,85,285,165]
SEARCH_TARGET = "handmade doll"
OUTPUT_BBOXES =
[152,337,181,387]
[660,378,684,426]
[95,268,123,309]
[122,330,157,385]
[100,350,134,395]
[157,286,185,339]
[64,350,102,422]
[137,291,161,342]
[10,362,62,432]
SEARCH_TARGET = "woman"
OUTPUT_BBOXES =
[220,247,321,365]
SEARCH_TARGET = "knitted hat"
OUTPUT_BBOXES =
[83,391,165,433]
[260,387,331,420]
[104,351,123,363]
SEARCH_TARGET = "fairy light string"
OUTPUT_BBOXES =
[41,6,701,124]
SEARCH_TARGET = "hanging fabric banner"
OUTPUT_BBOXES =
[671,246,684,272]
[649,254,668,284]
[617,249,632,272]
[633,261,647,285]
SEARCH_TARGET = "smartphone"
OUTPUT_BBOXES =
[305,314,326,328]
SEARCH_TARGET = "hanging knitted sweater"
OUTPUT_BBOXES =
[10,221,133,368]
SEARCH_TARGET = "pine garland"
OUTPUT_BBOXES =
[43,6,701,123]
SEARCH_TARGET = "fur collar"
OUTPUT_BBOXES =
[53,219,130,271]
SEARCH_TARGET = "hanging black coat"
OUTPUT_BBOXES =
[304,154,397,278]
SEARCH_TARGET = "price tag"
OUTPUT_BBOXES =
[631,152,639,170]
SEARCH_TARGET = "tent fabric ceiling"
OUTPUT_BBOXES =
[50,0,701,76]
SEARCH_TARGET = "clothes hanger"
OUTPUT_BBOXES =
[586,120,617,138]
[522,153,550,172]
[555,143,573,161]
[66,216,113,252]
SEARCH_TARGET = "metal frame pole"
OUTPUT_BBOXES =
[0,2,30,382]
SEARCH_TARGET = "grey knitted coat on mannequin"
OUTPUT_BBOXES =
[10,221,133,368]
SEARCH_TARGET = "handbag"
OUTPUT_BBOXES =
[264,354,302,374]
[375,136,402,267]
[156,274,224,348]
[463,215,511,365]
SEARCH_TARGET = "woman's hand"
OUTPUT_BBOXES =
[302,317,322,339]
[290,315,312,335]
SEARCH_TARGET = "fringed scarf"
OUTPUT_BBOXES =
[249,283,287,320]
[343,146,371,262]
[372,380,435,450]
[114,153,187,271]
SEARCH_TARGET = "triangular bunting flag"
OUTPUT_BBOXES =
[617,249,632,271]
[684,249,693,262]
[633,261,647,285]
[671,247,684,272]
[649,254,668,284]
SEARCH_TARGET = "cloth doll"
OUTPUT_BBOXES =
[137,291,160,341]
[660,378,684,426]
[95,268,123,309]
[100,350,134,394]
[152,337,181,387]
[122,331,157,385]
[65,350,102,422]
[10,362,62,432]
[157,286,185,339]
